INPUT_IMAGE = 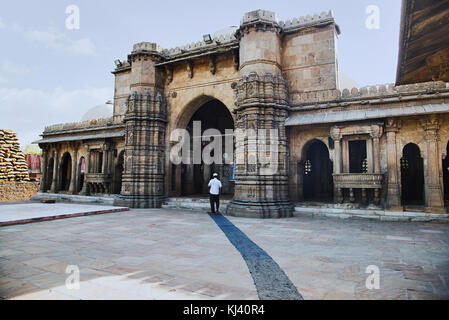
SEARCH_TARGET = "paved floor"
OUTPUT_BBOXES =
[0,203,128,226]
[1,208,449,300]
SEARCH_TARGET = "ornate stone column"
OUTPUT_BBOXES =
[39,145,48,192]
[421,115,445,213]
[115,42,168,208]
[330,127,342,203]
[80,148,91,195]
[385,119,401,210]
[226,10,292,218]
[370,125,383,174]
[68,143,78,194]
[50,145,60,193]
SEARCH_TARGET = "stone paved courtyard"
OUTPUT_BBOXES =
[1,207,449,300]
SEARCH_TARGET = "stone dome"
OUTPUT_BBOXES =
[81,102,113,121]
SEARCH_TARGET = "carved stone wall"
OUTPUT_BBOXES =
[115,90,167,208]
[226,10,293,218]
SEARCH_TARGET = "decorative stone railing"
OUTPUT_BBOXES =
[85,173,112,194]
[278,10,334,31]
[295,81,449,105]
[333,173,383,205]
[44,117,115,133]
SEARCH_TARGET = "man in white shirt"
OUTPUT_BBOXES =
[208,173,222,214]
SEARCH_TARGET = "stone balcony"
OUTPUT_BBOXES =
[333,173,384,204]
[85,173,113,194]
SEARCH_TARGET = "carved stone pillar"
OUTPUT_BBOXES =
[226,10,292,218]
[80,148,91,195]
[385,119,401,210]
[68,143,78,194]
[39,146,48,192]
[330,127,342,203]
[50,145,60,193]
[421,115,445,213]
[115,43,167,208]
[102,144,108,174]
[370,125,383,174]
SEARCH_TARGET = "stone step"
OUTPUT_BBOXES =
[31,192,117,206]
[294,205,449,223]
[162,197,230,211]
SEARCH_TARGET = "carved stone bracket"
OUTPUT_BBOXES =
[209,55,216,75]
[165,65,173,83]
[420,114,440,141]
[385,118,401,133]
[187,60,194,79]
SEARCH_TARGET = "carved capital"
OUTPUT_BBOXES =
[187,60,194,79]
[209,55,216,75]
[370,124,383,139]
[165,65,173,84]
[385,118,401,133]
[420,114,440,132]
[330,127,341,141]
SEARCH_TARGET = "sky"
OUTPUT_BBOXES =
[0,0,402,148]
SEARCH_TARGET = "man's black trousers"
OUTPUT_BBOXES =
[210,194,220,213]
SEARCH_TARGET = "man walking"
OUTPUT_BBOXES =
[208,173,222,214]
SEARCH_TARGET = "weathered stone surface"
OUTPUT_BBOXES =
[34,8,449,216]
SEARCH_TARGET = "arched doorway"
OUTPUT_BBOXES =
[401,143,424,205]
[60,152,72,192]
[46,158,54,191]
[302,139,333,201]
[442,142,449,204]
[77,157,85,193]
[176,98,235,197]
[113,151,124,194]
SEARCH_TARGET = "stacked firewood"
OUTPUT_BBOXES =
[0,129,30,181]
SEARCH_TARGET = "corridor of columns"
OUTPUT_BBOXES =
[39,140,124,197]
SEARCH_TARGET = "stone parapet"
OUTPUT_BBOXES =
[294,81,449,107]
[44,117,115,134]
[278,10,335,32]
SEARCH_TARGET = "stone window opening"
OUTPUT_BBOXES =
[331,124,383,205]
[348,139,368,174]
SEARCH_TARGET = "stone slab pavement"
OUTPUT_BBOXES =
[1,207,449,300]
[0,202,129,226]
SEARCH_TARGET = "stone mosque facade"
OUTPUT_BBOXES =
[35,7,449,218]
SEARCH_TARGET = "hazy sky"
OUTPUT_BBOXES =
[0,0,401,148]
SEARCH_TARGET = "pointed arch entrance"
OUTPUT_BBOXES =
[60,152,72,192]
[442,142,449,204]
[77,157,85,193]
[172,97,235,197]
[302,139,333,201]
[401,143,424,205]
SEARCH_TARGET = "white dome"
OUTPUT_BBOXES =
[81,103,113,121]
[212,26,238,39]
[339,72,360,90]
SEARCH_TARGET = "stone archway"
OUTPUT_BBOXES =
[401,143,424,205]
[302,139,333,202]
[171,97,235,197]
[60,152,72,192]
[443,142,449,204]
[77,157,85,193]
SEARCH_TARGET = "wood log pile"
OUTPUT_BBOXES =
[0,129,30,181]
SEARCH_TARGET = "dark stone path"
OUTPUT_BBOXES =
[209,214,303,300]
